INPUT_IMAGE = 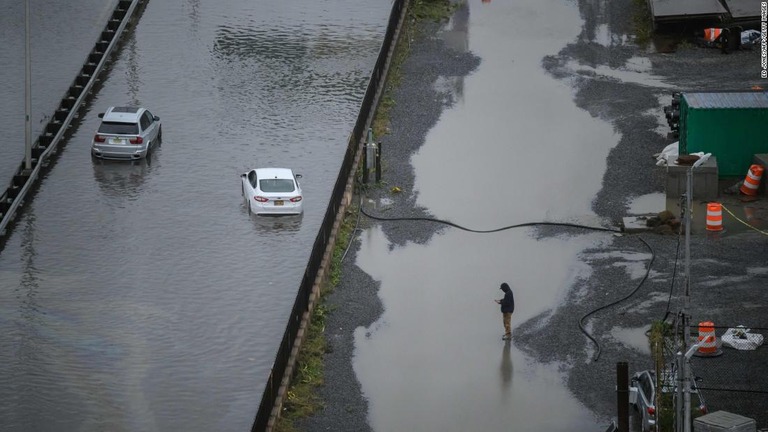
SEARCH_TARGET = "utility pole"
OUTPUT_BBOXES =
[678,153,711,432]
[24,0,32,172]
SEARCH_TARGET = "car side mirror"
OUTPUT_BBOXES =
[295,174,302,179]
[97,113,104,118]
[240,173,246,178]
[153,116,160,121]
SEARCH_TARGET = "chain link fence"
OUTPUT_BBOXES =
[654,321,768,430]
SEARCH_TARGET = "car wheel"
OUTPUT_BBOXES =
[158,126,163,143]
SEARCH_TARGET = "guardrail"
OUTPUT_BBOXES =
[251,0,409,430]
[0,0,147,240]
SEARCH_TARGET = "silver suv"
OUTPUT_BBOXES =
[91,106,162,160]
[629,369,707,432]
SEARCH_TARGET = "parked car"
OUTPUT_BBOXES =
[91,106,161,160]
[629,369,707,432]
[241,168,303,216]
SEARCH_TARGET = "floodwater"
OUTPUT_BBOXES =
[0,0,391,430]
[0,0,118,184]
[351,0,667,430]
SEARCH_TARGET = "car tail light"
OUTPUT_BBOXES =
[290,196,302,202]
[94,134,106,143]
[647,406,656,415]
[129,136,143,144]
[254,196,268,202]
[699,404,707,414]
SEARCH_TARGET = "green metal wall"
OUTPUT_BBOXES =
[680,97,768,177]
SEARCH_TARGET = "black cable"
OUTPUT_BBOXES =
[579,235,656,362]
[661,225,682,323]
[359,206,621,234]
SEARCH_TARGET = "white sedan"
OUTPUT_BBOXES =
[241,168,303,216]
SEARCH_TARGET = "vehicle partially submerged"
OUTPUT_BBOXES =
[241,168,303,216]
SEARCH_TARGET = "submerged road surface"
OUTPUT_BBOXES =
[0,0,390,430]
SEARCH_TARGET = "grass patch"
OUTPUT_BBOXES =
[372,0,460,138]
[274,2,460,429]
[632,0,654,47]
[410,0,459,22]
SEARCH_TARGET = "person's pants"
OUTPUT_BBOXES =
[503,312,512,335]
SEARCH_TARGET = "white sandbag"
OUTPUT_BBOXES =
[721,326,764,350]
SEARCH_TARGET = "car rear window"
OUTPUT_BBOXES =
[259,179,295,193]
[98,121,139,135]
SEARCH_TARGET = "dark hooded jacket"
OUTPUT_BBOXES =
[499,283,515,314]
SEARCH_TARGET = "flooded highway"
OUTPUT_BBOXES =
[0,0,391,430]
[347,0,649,430]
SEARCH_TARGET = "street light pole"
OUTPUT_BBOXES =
[24,0,32,172]
[679,153,711,432]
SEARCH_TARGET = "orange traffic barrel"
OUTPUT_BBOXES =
[706,203,723,231]
[697,321,717,355]
[739,164,764,196]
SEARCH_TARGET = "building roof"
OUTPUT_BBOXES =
[684,92,768,109]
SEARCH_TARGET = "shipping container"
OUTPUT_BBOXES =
[679,91,768,176]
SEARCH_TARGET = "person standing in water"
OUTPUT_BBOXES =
[495,283,515,340]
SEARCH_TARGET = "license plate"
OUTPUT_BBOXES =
[110,138,124,145]
[274,200,284,206]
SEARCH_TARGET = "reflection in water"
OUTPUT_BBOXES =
[500,340,513,397]
[185,0,200,34]
[438,1,470,103]
[91,157,151,201]
[247,213,303,235]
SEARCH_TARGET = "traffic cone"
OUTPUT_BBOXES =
[739,164,764,196]
[706,203,723,231]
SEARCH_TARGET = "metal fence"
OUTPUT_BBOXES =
[250,0,408,430]
[657,323,768,429]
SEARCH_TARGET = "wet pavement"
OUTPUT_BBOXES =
[0,0,391,430]
[302,0,767,431]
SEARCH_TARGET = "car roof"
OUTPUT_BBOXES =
[254,168,295,179]
[102,106,144,123]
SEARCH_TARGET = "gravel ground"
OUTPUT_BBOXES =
[298,0,768,430]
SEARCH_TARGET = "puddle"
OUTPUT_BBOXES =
[610,326,651,355]
[353,226,606,431]
[350,0,667,429]
[627,192,666,215]
[563,59,675,89]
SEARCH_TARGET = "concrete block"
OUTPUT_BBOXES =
[622,216,655,233]
[665,155,719,201]
[694,410,756,432]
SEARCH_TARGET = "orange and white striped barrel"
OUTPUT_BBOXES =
[704,28,723,42]
[706,203,723,231]
[739,164,764,196]
[697,321,717,354]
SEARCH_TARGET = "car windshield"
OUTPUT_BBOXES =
[260,179,295,193]
[98,121,139,135]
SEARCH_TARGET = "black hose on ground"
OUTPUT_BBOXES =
[358,201,657,363]
[359,206,621,234]
[579,235,655,362]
